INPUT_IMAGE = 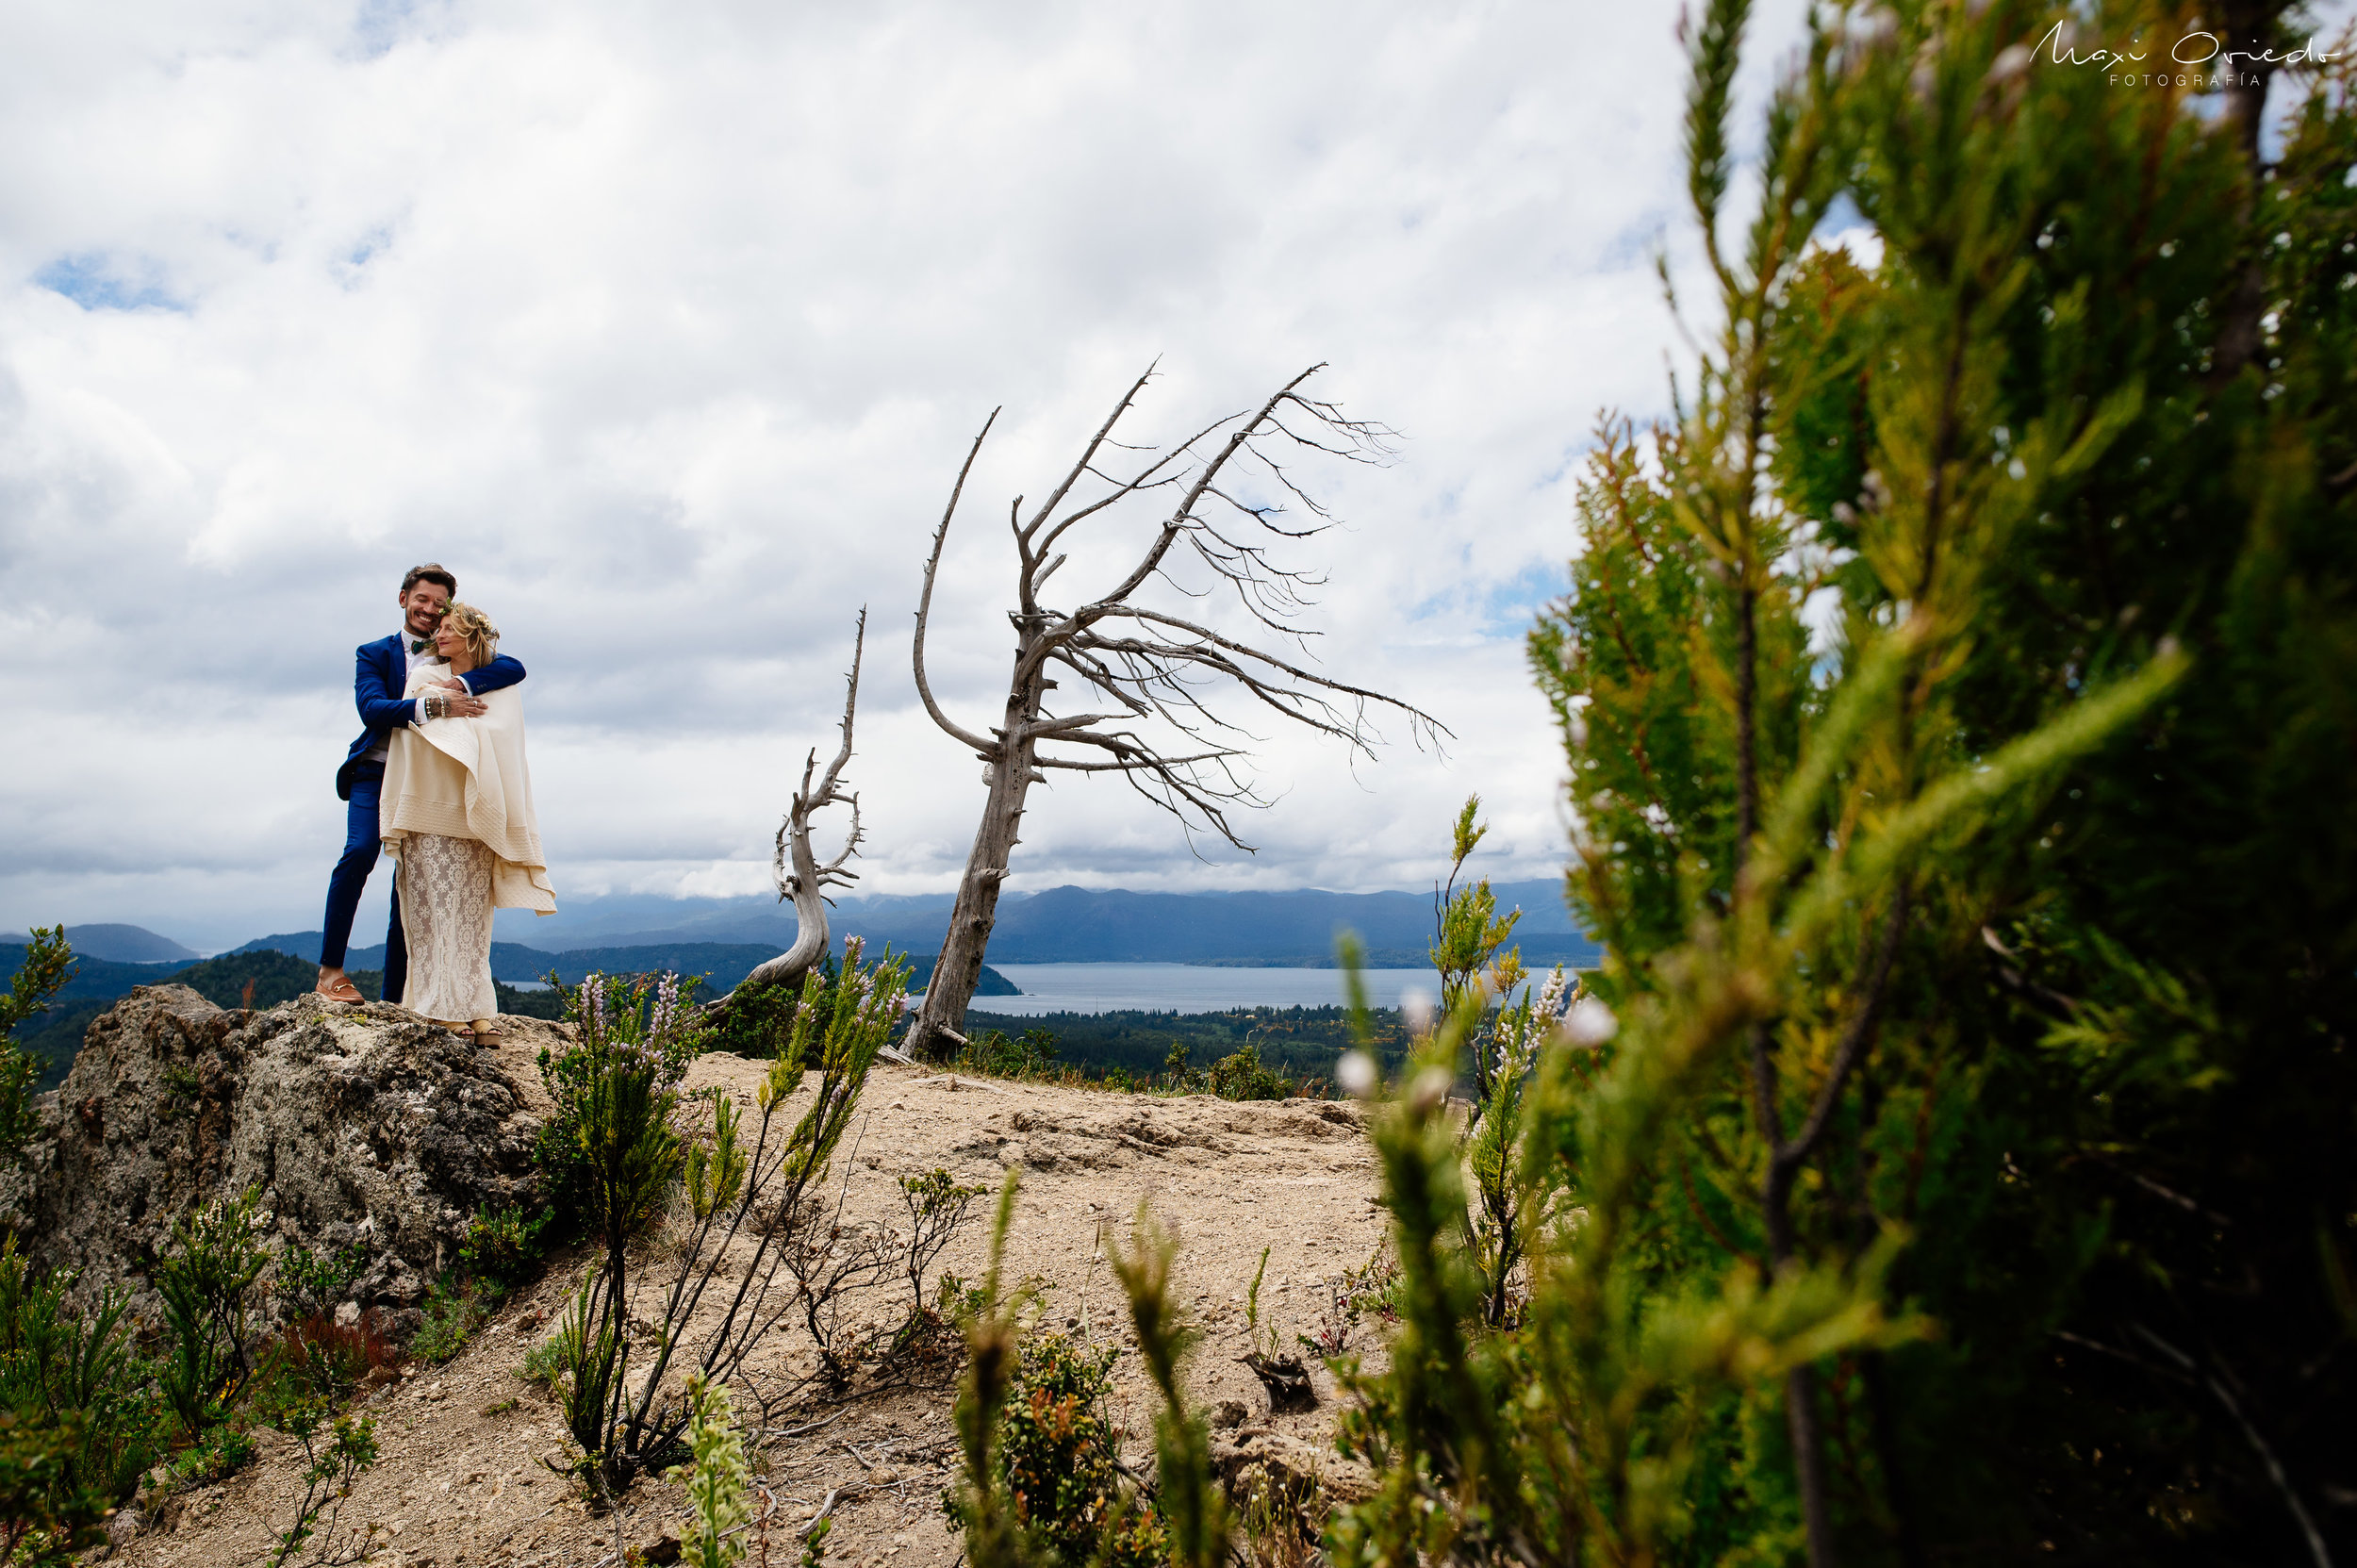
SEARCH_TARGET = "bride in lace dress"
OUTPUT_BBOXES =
[380,602,556,1038]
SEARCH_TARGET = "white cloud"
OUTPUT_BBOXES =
[0,0,1826,949]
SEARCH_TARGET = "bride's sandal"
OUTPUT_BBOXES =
[470,1019,504,1046]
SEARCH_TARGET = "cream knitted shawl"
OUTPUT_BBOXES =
[380,662,557,914]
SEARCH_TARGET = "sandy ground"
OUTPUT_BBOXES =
[112,1046,1389,1568]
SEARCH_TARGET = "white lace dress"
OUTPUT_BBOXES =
[397,831,498,1024]
[381,658,553,1024]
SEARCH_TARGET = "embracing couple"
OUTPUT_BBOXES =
[313,563,555,1042]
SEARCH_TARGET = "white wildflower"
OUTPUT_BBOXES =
[650,972,680,1042]
[1532,966,1570,1025]
[1407,1065,1454,1114]
[1565,996,1618,1047]
[1335,1050,1377,1099]
[1399,987,1436,1038]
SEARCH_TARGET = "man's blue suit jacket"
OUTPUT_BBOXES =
[337,635,527,801]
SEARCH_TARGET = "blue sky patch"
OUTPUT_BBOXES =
[34,254,186,313]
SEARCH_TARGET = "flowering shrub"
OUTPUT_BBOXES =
[554,939,913,1500]
[534,970,711,1232]
[1465,962,1574,1327]
[946,1331,1166,1568]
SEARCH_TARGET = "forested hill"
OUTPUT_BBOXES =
[0,939,1016,1093]
[222,936,1017,997]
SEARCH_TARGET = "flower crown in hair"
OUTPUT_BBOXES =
[450,606,500,643]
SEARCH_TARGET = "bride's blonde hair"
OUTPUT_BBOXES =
[441,602,500,667]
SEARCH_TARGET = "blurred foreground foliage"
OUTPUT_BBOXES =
[947,1,2357,1563]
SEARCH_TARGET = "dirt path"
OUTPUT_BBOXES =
[117,1055,1387,1568]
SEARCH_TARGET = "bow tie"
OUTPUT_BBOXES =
[410,636,433,653]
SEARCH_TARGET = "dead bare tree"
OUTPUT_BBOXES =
[711,611,867,1018]
[903,364,1448,1061]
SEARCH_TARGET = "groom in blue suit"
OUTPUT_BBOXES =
[315,563,527,1005]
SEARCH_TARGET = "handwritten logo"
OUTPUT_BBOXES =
[2034,17,2342,86]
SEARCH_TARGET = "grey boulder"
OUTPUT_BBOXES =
[19,986,563,1323]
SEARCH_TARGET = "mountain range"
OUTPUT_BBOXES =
[0,923,201,964]
[491,880,1597,968]
[10,878,1597,975]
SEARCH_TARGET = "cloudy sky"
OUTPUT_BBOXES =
[28,0,2299,952]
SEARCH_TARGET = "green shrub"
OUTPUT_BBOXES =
[1205,1042,1292,1102]
[272,1242,370,1322]
[460,1206,553,1290]
[947,1331,1165,1568]
[0,1241,159,1543]
[266,1403,377,1568]
[664,1373,751,1568]
[518,1333,567,1392]
[708,954,840,1058]
[1338,1244,1400,1324]
[931,1273,988,1329]
[0,1409,107,1564]
[936,11,2357,1568]
[410,1279,490,1366]
[157,1188,270,1438]
[533,971,707,1234]
[0,930,72,1163]
[955,1027,1059,1081]
[1159,1041,1194,1089]
[541,970,705,1496]
[548,942,910,1502]
[158,1426,255,1492]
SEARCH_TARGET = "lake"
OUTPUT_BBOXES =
[966,962,1447,1015]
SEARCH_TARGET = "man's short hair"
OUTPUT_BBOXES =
[401,563,458,597]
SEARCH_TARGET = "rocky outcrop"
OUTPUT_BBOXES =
[22,986,564,1322]
[1211,1425,1378,1513]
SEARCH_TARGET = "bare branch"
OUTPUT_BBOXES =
[1025,725,1266,850]
[717,614,872,1008]
[1069,605,1451,751]
[1030,412,1229,565]
[817,793,864,882]
[807,610,865,816]
[1016,364,1160,551]
[1078,366,1330,618]
[913,410,1001,757]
